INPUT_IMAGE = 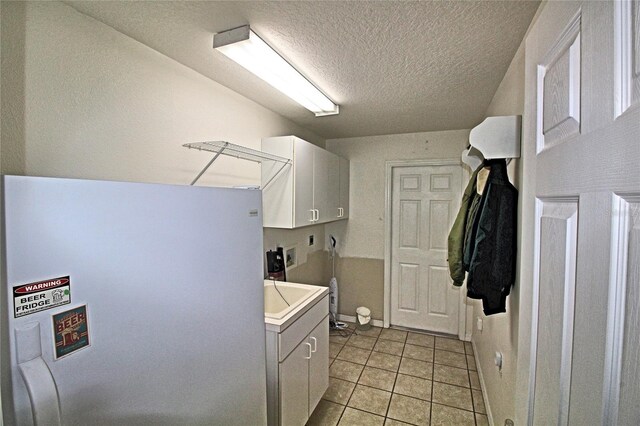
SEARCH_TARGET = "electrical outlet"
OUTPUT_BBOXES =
[476,317,483,331]
[308,234,315,246]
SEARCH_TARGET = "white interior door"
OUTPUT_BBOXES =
[524,1,640,424]
[390,163,462,334]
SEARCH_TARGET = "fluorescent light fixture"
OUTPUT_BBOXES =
[214,25,339,117]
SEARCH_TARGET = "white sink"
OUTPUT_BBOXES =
[264,280,327,331]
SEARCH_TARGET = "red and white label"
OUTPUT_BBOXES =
[13,276,71,317]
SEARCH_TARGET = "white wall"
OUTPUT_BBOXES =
[1,2,323,183]
[325,130,470,259]
[471,40,525,426]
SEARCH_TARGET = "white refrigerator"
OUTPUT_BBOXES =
[1,176,267,425]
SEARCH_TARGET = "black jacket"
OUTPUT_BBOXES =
[465,159,518,315]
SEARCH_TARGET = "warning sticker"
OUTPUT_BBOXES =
[53,305,90,360]
[13,276,71,318]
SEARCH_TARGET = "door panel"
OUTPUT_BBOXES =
[618,203,640,426]
[327,154,340,220]
[429,200,451,250]
[293,138,314,227]
[400,200,420,248]
[390,164,462,333]
[399,263,419,311]
[279,340,309,426]
[616,0,640,116]
[532,201,578,426]
[312,147,330,223]
[428,266,450,315]
[338,157,350,218]
[523,1,640,424]
[603,196,640,426]
[308,317,329,414]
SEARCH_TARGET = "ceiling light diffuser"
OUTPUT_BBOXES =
[214,25,339,117]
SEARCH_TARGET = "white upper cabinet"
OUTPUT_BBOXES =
[338,157,350,219]
[262,136,349,228]
[293,139,314,227]
[311,146,331,224]
[326,154,340,221]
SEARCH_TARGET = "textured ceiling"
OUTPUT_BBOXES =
[65,1,540,139]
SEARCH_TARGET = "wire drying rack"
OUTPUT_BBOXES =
[183,141,291,188]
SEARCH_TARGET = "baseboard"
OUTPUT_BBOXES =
[472,339,495,426]
[337,314,385,328]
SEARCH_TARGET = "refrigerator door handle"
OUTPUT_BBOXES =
[15,323,62,426]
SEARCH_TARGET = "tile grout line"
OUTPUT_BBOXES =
[430,344,435,425]
[348,327,386,422]
[465,341,480,426]
[334,326,355,425]
[383,334,406,423]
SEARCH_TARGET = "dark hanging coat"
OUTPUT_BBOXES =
[465,159,518,315]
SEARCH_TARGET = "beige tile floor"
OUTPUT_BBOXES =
[307,324,488,426]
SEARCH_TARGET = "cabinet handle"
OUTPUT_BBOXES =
[304,342,312,359]
[338,207,343,217]
[313,209,319,221]
[310,336,317,353]
[309,209,315,222]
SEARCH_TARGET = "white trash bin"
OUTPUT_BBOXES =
[356,306,371,331]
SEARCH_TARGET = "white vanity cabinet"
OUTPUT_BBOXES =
[262,136,349,228]
[279,318,328,426]
[265,291,329,426]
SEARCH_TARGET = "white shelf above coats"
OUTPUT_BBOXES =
[468,115,522,159]
[461,146,484,170]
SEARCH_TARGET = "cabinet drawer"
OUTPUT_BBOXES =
[278,295,328,362]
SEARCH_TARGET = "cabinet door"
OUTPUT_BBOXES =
[293,138,315,227]
[280,340,310,426]
[308,316,329,414]
[312,147,330,223]
[262,136,295,228]
[326,154,340,221]
[338,157,350,219]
